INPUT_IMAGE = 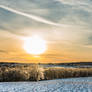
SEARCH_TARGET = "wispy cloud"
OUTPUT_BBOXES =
[0,5,65,27]
[56,0,89,6]
[0,50,7,53]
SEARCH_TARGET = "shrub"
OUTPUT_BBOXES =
[44,67,92,80]
[29,64,44,81]
[0,68,3,81]
[2,68,29,81]
[0,65,92,82]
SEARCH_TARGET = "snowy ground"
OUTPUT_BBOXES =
[0,77,92,92]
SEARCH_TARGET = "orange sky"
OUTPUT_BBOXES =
[0,0,92,63]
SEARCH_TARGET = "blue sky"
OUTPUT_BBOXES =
[0,0,92,63]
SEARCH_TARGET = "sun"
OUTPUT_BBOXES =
[23,35,47,55]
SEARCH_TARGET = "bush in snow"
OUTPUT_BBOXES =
[29,64,44,81]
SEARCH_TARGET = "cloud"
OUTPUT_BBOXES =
[83,35,92,46]
[0,5,65,27]
[0,50,7,53]
[84,45,92,48]
[56,0,90,6]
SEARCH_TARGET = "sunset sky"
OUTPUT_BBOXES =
[0,0,92,63]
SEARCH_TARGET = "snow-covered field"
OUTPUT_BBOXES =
[0,77,92,92]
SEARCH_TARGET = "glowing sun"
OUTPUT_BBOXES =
[23,35,47,55]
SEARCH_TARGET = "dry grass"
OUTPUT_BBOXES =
[0,65,92,82]
[44,67,92,80]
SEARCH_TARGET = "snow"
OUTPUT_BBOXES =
[0,77,92,92]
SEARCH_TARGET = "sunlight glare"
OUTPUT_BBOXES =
[23,35,47,55]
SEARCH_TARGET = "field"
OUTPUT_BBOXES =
[0,63,92,91]
[0,77,92,92]
[0,63,92,81]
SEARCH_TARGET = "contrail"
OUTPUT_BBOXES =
[0,5,64,27]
